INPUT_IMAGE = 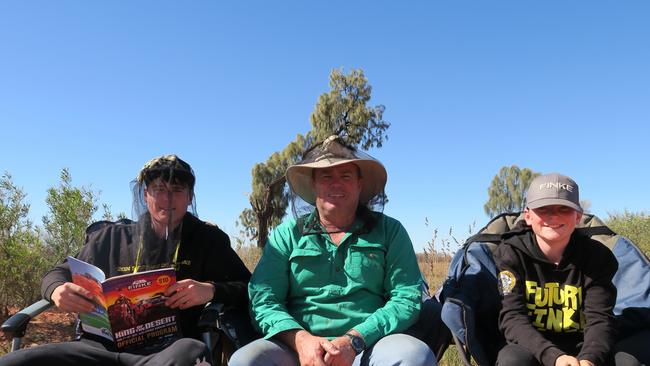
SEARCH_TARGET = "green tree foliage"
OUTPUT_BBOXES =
[606,210,650,257]
[42,168,99,265]
[484,165,540,218]
[238,68,390,247]
[0,173,48,314]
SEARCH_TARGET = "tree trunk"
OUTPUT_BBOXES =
[253,176,287,248]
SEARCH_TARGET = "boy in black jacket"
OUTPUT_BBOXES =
[494,173,620,366]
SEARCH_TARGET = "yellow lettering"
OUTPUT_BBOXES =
[547,283,563,305]
[546,308,563,331]
[525,281,537,298]
[564,285,579,310]
[533,308,547,328]
[562,307,578,331]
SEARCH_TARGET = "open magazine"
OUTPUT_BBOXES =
[67,256,181,352]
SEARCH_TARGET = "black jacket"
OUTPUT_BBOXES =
[494,229,618,366]
[41,213,251,342]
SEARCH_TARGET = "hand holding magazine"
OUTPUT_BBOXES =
[67,256,181,352]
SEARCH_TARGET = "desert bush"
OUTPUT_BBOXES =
[606,210,650,257]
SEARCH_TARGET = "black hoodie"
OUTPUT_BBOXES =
[41,213,251,345]
[494,228,618,366]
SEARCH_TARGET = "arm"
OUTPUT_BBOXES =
[208,235,251,307]
[168,225,252,309]
[249,226,305,338]
[576,243,618,365]
[41,261,96,313]
[494,244,566,366]
[350,219,422,346]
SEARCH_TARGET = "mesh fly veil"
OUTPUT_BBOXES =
[128,154,197,272]
[287,136,387,234]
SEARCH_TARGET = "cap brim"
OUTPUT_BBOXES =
[527,198,583,212]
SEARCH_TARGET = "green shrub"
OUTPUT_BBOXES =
[606,210,650,258]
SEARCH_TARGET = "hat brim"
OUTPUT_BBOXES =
[286,157,387,205]
[527,198,583,212]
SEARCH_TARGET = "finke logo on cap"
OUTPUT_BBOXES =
[538,181,575,192]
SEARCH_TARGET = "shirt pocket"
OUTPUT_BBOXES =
[289,248,325,290]
[348,243,386,288]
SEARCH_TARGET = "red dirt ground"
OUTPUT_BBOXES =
[0,308,76,355]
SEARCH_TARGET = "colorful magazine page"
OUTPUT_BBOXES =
[67,256,112,341]
[102,268,181,352]
[66,256,181,351]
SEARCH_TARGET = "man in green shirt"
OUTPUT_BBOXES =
[230,136,436,366]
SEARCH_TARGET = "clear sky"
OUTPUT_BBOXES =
[1,1,648,252]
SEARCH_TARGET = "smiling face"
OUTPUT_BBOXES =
[144,178,191,235]
[524,205,582,248]
[312,163,363,218]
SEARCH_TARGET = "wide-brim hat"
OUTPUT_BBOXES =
[286,136,387,206]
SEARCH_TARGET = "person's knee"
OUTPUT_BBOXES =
[614,351,642,366]
[368,334,436,365]
[229,338,297,366]
[167,338,211,364]
[496,344,539,366]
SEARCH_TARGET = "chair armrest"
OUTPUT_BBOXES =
[198,301,225,332]
[1,299,53,338]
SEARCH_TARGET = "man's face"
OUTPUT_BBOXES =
[312,163,362,215]
[524,205,582,247]
[144,178,190,230]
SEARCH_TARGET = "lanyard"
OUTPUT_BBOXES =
[132,238,181,274]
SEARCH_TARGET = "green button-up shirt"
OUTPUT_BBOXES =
[249,211,423,346]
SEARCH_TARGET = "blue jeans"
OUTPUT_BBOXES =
[229,333,436,366]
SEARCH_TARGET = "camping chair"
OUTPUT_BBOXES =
[438,213,650,366]
[1,299,258,366]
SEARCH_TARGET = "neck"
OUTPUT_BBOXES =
[535,236,570,264]
[318,211,356,233]
[151,219,181,239]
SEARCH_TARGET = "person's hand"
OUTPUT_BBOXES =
[164,279,214,309]
[579,360,595,366]
[323,336,356,366]
[280,329,340,366]
[555,354,580,366]
[51,282,97,313]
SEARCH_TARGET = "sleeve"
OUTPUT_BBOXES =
[248,225,304,339]
[41,228,104,301]
[494,244,565,366]
[352,219,422,346]
[577,243,618,365]
[209,230,252,308]
[41,262,72,301]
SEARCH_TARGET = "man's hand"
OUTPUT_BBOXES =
[555,355,581,366]
[164,279,214,309]
[579,360,595,366]
[323,336,356,366]
[51,282,97,313]
[278,329,340,366]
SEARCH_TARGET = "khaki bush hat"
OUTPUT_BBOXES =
[286,136,387,205]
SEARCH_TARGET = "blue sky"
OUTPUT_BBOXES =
[1,1,648,252]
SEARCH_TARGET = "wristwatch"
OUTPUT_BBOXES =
[344,333,366,355]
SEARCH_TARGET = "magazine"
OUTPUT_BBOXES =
[67,256,181,352]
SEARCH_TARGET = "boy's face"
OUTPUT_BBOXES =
[524,205,582,247]
[144,178,191,231]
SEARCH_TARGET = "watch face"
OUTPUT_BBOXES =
[350,335,365,353]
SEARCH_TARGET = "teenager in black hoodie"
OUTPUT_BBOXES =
[495,173,622,366]
[0,155,251,366]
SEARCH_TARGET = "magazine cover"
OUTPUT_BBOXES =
[67,256,181,351]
